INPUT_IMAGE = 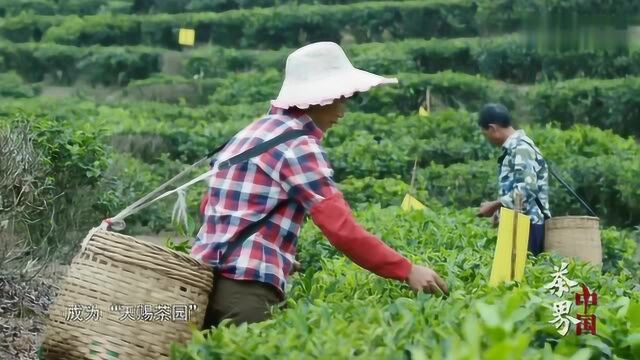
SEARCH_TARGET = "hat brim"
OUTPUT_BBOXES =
[271,68,398,110]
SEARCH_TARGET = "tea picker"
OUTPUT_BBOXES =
[478,103,603,285]
[40,41,450,359]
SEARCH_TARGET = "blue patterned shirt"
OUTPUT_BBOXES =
[498,130,551,224]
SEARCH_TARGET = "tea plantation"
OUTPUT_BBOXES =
[0,0,639,359]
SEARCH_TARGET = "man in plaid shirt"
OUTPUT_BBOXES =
[194,42,448,328]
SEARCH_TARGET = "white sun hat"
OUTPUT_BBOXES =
[271,41,399,109]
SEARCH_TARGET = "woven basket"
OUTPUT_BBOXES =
[41,228,213,360]
[545,216,602,266]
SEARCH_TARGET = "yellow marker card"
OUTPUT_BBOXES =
[401,193,427,212]
[489,207,530,286]
[178,28,195,46]
[418,106,430,118]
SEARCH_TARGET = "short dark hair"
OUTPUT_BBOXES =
[478,103,512,129]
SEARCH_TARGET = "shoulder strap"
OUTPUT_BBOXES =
[216,129,308,170]
[207,128,309,268]
[519,139,596,218]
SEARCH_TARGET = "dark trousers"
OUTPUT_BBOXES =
[529,221,545,256]
[201,273,282,329]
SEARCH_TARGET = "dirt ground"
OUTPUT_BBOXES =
[0,263,67,360]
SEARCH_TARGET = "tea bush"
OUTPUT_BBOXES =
[171,205,640,359]
[475,0,640,34]
[185,35,640,83]
[33,1,475,49]
[0,0,119,16]
[0,41,162,85]
[338,176,430,210]
[528,77,640,138]
[0,72,41,98]
[0,0,410,16]
[120,71,640,138]
[4,96,638,227]
[5,34,639,87]
[1,1,637,357]
[0,113,109,253]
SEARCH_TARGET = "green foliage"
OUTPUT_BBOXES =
[475,0,640,34]
[21,1,476,49]
[0,1,636,356]
[93,153,206,233]
[0,115,53,258]
[145,70,515,113]
[116,69,640,140]
[0,13,65,42]
[0,112,109,253]
[418,154,640,229]
[0,0,413,16]
[3,96,638,228]
[6,34,639,87]
[171,205,640,359]
[327,111,640,228]
[0,0,118,17]
[528,76,640,138]
[208,69,281,106]
[185,34,640,84]
[0,0,57,16]
[165,238,192,253]
[123,74,223,105]
[0,71,40,98]
[0,41,162,85]
[358,71,516,115]
[338,177,430,209]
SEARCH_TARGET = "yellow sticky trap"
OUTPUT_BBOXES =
[418,106,430,117]
[178,28,195,46]
[489,207,530,286]
[401,193,427,212]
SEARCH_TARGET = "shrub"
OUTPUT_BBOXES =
[0,117,52,264]
[0,72,40,98]
[184,34,640,84]
[0,113,109,257]
[33,1,476,49]
[0,41,162,85]
[338,176,430,209]
[172,204,640,359]
[527,77,640,138]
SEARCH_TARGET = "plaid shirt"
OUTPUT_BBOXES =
[191,107,339,297]
[498,130,551,224]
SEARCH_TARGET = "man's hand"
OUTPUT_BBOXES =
[477,200,501,218]
[407,265,449,295]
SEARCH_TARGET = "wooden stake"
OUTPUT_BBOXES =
[510,191,523,281]
[410,156,418,195]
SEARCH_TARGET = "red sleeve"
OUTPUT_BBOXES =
[309,192,412,281]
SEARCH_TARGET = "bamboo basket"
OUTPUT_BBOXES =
[40,228,214,360]
[544,216,602,266]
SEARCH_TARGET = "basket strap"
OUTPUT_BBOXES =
[101,129,310,232]
[520,139,597,218]
[216,129,308,170]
